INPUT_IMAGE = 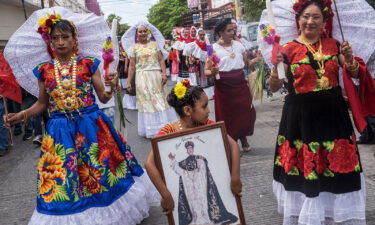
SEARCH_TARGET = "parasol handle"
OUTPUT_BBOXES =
[2,97,13,146]
[266,0,286,79]
[333,0,345,42]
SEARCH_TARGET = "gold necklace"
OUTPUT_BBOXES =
[300,38,329,88]
[221,41,235,59]
[53,55,83,112]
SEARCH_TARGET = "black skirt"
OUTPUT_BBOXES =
[273,87,363,197]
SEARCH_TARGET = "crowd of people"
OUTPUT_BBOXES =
[0,0,374,224]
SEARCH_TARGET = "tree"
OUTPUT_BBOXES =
[147,0,189,38]
[241,0,375,22]
[106,14,130,38]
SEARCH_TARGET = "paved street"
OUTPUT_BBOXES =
[0,80,374,225]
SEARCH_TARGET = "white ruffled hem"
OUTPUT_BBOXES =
[204,86,215,100]
[182,42,195,56]
[273,173,366,225]
[28,173,161,225]
[123,94,137,110]
[138,108,177,138]
[172,41,186,51]
[191,45,207,61]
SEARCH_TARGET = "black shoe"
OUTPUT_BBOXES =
[0,149,9,157]
[14,129,22,136]
[23,133,33,141]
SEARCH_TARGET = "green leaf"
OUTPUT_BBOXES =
[68,172,73,178]
[99,167,106,176]
[355,164,361,172]
[107,170,119,187]
[308,142,320,153]
[101,185,108,192]
[74,192,79,202]
[290,64,299,75]
[277,135,286,146]
[77,158,83,166]
[55,144,65,162]
[287,166,300,176]
[66,148,75,155]
[322,141,334,151]
[293,140,303,151]
[53,185,70,202]
[89,143,101,166]
[299,56,310,64]
[323,168,335,177]
[275,156,282,166]
[115,161,127,178]
[83,187,92,197]
[305,171,318,180]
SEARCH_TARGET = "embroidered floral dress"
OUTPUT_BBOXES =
[130,41,177,138]
[29,56,159,224]
[273,38,365,224]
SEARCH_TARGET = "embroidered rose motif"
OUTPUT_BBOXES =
[297,144,315,177]
[278,140,298,173]
[327,139,359,173]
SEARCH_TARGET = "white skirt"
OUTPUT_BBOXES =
[138,107,177,138]
[273,173,366,225]
[28,173,161,225]
[203,86,214,100]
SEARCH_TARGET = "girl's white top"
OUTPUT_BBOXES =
[213,40,245,72]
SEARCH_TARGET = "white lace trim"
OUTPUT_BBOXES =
[138,108,177,138]
[4,7,116,97]
[28,173,160,225]
[273,173,366,225]
[172,41,186,51]
[123,94,137,110]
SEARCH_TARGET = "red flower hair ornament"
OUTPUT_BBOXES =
[293,0,334,38]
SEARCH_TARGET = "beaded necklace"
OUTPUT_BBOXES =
[53,55,83,113]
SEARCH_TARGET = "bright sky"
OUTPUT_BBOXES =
[97,0,159,26]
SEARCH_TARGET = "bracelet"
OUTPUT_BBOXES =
[103,91,113,98]
[346,60,359,72]
[21,110,28,122]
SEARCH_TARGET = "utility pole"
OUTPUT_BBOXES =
[41,0,45,8]
[198,0,203,27]
[235,0,242,22]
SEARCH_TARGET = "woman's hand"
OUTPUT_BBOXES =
[341,41,353,62]
[160,191,175,215]
[273,51,284,66]
[4,113,23,128]
[105,72,118,90]
[230,178,242,197]
[126,82,132,92]
[161,73,167,86]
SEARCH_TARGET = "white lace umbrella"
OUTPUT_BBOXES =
[4,6,116,97]
[257,0,375,76]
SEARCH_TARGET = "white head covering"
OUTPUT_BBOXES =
[121,21,168,59]
[190,26,198,39]
[4,6,113,97]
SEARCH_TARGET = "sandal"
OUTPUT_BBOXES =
[241,142,252,152]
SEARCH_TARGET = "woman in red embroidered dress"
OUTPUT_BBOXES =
[269,1,367,224]
[144,80,242,216]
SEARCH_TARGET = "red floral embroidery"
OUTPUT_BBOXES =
[284,42,309,65]
[293,64,318,93]
[75,133,86,149]
[327,139,358,173]
[96,118,125,175]
[278,140,298,173]
[321,38,338,56]
[297,144,315,177]
[324,59,339,87]
[314,146,328,174]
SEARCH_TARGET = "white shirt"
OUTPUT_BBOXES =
[213,41,245,72]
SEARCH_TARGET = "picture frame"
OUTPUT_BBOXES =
[151,121,246,225]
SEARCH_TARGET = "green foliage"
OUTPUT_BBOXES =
[89,143,101,166]
[106,13,131,38]
[147,0,189,38]
[53,185,70,202]
[55,144,65,162]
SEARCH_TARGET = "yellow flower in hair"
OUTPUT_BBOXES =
[38,17,47,26]
[174,82,187,99]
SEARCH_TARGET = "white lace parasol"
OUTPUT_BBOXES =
[121,21,168,60]
[257,0,375,76]
[4,6,115,97]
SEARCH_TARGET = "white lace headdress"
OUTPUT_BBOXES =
[121,21,168,59]
[3,6,114,97]
[257,0,375,75]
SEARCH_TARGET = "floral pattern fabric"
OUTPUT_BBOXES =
[131,41,161,72]
[33,57,100,113]
[283,38,340,94]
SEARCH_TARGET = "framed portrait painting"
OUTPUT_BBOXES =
[151,122,246,225]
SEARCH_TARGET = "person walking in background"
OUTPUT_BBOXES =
[0,95,9,156]
[122,21,177,138]
[205,18,256,152]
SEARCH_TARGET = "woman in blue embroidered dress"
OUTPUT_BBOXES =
[4,12,159,225]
